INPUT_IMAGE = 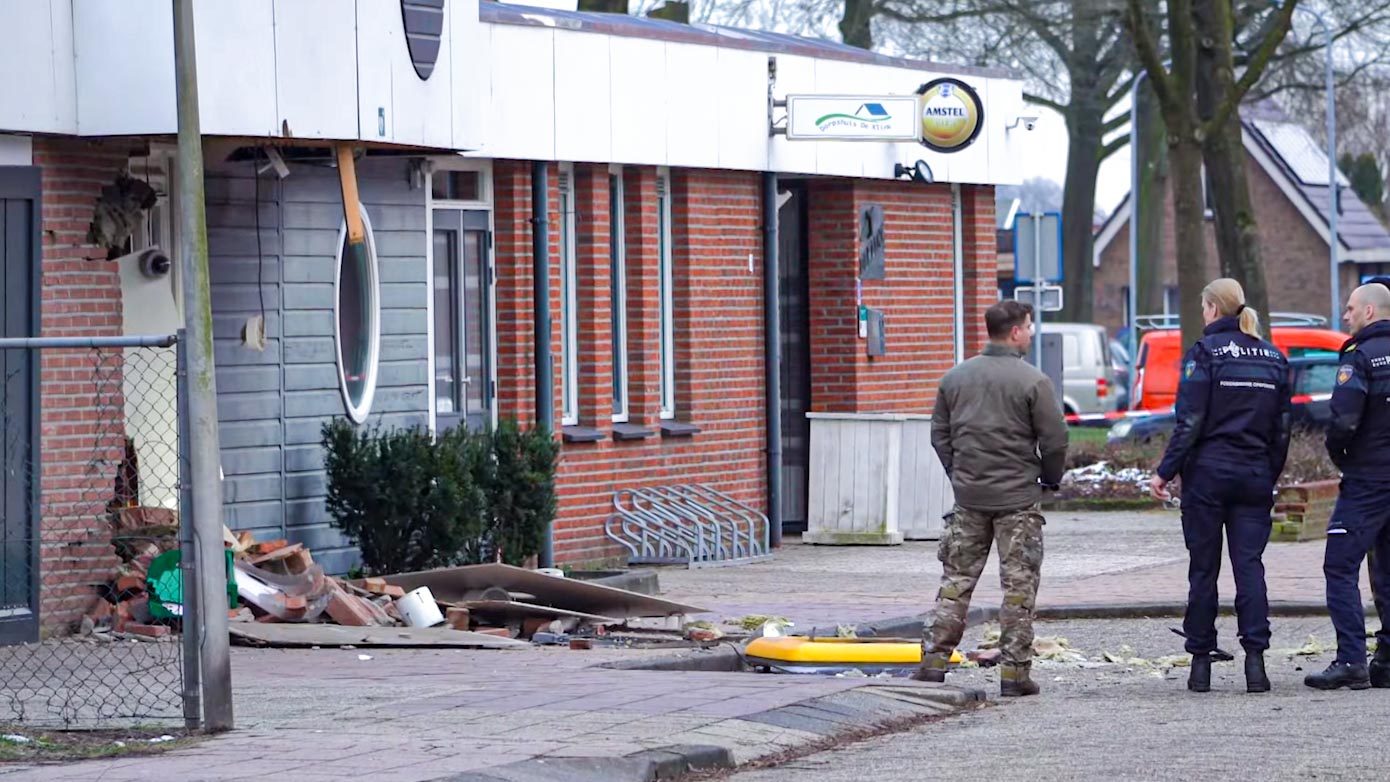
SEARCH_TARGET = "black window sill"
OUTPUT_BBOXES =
[562,425,605,443]
[612,423,657,441]
[660,420,701,438]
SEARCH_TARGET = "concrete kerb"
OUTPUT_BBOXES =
[806,600,1362,642]
[440,746,734,782]
[440,684,984,782]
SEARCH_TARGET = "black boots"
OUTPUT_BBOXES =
[1369,646,1390,688]
[912,651,948,683]
[1304,660,1372,690]
[1000,662,1040,697]
[1245,653,1270,693]
[1188,654,1212,692]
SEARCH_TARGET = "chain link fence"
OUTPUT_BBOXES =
[0,335,196,729]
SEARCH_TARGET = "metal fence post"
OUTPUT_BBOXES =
[177,330,201,731]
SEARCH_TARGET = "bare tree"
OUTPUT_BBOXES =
[1124,0,1297,345]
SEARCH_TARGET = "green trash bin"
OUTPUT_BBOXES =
[147,549,238,620]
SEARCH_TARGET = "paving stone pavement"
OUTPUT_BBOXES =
[1,511,1371,781]
[658,511,1366,630]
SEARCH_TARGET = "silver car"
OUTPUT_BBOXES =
[1041,323,1120,416]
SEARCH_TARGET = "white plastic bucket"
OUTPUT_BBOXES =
[397,586,445,628]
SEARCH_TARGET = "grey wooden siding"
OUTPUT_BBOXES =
[207,158,430,574]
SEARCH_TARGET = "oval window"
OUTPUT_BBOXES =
[335,206,381,423]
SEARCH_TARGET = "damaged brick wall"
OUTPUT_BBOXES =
[33,139,131,631]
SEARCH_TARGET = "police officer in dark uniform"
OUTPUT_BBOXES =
[1305,282,1390,690]
[1150,278,1292,694]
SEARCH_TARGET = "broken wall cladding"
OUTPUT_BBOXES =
[206,156,429,576]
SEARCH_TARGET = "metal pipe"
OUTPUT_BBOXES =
[1127,69,1149,401]
[1274,2,1339,321]
[173,0,233,732]
[1322,15,1340,323]
[761,172,782,548]
[531,161,555,568]
[0,335,177,349]
[950,184,966,363]
[1033,213,1043,366]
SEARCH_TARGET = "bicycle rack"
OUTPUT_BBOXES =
[604,484,773,568]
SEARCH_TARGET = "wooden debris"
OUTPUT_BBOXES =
[248,543,303,566]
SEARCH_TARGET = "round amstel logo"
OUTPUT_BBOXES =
[917,78,983,153]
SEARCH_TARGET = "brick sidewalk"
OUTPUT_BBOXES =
[1,647,971,782]
[4,511,1373,782]
[658,512,1367,630]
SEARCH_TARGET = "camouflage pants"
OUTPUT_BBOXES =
[926,504,1045,665]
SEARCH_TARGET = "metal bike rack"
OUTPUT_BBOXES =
[604,484,773,568]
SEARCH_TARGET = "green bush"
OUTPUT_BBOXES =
[484,419,560,566]
[322,418,558,575]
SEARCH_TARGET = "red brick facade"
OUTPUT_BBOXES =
[489,161,998,564]
[32,139,130,630]
[1094,150,1366,336]
[805,180,992,415]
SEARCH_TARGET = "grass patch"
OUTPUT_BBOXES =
[1067,426,1111,446]
[0,726,199,764]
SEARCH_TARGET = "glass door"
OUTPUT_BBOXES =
[433,209,492,432]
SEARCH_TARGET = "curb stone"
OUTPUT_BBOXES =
[440,684,982,781]
[814,600,1366,642]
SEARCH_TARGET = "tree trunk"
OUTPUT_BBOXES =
[838,0,874,49]
[1195,0,1270,321]
[1135,80,1168,318]
[1169,135,1211,347]
[1060,105,1104,323]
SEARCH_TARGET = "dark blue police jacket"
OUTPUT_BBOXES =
[1326,319,1390,478]
[1157,317,1292,481]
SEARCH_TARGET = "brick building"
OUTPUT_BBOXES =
[0,1,1024,638]
[1092,102,1390,337]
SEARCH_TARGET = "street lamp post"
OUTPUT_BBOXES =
[1126,70,1150,401]
[1282,3,1339,322]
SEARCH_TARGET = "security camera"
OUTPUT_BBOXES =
[1008,115,1040,132]
[137,247,172,279]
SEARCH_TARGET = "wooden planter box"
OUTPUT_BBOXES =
[803,413,955,545]
[1272,479,1340,542]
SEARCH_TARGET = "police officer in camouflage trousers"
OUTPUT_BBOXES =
[1150,279,1292,694]
[1305,282,1390,691]
[915,300,1069,697]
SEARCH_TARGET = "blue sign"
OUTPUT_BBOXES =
[1013,211,1063,284]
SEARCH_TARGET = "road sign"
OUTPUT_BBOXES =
[1014,285,1064,312]
[1014,211,1062,284]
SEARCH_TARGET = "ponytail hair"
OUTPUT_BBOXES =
[1202,277,1262,339]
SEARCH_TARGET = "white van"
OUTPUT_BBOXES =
[1041,323,1119,416]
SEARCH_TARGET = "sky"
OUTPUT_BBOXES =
[1025,106,1132,218]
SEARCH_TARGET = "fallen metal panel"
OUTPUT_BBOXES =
[228,623,528,649]
[458,600,617,623]
[368,563,707,617]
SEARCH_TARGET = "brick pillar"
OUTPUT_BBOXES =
[962,184,998,358]
[33,138,131,632]
[573,164,614,431]
[622,167,660,426]
[492,160,536,427]
[806,180,859,412]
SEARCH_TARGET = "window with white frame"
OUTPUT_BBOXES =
[559,165,580,426]
[657,170,676,419]
[609,167,629,423]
